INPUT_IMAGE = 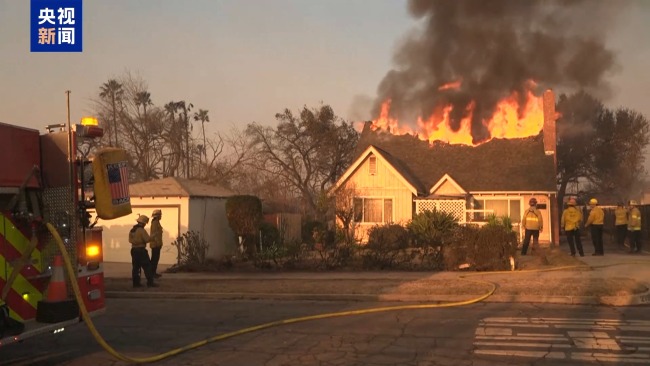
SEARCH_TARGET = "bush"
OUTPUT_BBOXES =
[363,224,410,269]
[225,195,262,256]
[407,209,459,269]
[170,231,209,270]
[443,224,518,271]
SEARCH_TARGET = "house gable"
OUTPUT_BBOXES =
[334,145,419,195]
[429,174,466,196]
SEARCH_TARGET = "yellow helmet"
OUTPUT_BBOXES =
[136,215,150,224]
[567,198,577,206]
[589,198,598,205]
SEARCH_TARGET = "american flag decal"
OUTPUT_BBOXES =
[106,161,130,205]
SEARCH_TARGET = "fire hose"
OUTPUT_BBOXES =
[45,222,648,364]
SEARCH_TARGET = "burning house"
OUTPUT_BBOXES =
[333,0,619,244]
[334,89,559,244]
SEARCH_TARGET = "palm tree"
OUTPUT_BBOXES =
[99,79,124,147]
[193,109,210,169]
[134,91,152,119]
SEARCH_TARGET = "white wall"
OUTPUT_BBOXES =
[188,197,237,259]
[93,196,189,264]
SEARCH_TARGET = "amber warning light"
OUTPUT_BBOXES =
[77,117,103,138]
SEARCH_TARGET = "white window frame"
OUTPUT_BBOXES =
[353,196,394,224]
[470,196,523,225]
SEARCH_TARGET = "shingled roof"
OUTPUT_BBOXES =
[354,124,557,194]
[129,177,234,198]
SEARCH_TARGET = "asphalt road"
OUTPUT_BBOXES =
[2,299,650,366]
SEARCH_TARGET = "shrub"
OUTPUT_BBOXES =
[443,224,518,271]
[363,224,410,269]
[170,231,209,270]
[485,214,514,231]
[225,195,262,256]
[407,209,459,269]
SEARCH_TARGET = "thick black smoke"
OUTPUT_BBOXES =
[373,0,619,143]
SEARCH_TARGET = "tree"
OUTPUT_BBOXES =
[193,109,210,169]
[225,195,263,256]
[589,108,650,200]
[556,91,650,205]
[245,104,359,219]
[556,91,604,206]
[99,79,124,147]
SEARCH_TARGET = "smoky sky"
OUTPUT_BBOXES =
[373,0,620,143]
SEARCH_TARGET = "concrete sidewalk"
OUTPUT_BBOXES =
[102,249,650,306]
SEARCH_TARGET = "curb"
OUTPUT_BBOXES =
[105,289,650,306]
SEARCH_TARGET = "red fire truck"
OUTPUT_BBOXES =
[0,118,129,346]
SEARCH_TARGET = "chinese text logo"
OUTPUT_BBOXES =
[31,0,83,52]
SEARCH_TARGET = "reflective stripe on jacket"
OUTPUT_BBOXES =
[521,208,543,231]
[561,206,582,231]
[150,219,163,248]
[128,225,151,248]
[614,207,628,226]
[585,206,605,226]
[629,207,642,231]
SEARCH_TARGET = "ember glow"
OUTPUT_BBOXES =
[371,85,544,146]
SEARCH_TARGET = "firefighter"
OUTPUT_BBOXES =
[150,209,163,278]
[614,202,628,249]
[520,197,543,255]
[561,198,584,257]
[585,198,605,256]
[128,215,158,288]
[628,200,642,253]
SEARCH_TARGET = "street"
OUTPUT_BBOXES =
[2,299,650,365]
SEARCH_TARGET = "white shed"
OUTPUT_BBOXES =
[95,177,237,265]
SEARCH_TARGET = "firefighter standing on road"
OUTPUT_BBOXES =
[628,200,642,253]
[585,198,605,256]
[150,209,164,278]
[521,198,543,255]
[614,202,629,248]
[561,198,584,257]
[129,215,158,288]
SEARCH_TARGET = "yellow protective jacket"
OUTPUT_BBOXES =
[149,219,163,249]
[585,206,605,226]
[628,207,642,231]
[521,208,543,231]
[128,224,151,248]
[561,206,582,231]
[614,207,628,226]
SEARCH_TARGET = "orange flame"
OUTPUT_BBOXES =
[371,85,544,146]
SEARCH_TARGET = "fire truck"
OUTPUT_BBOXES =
[0,117,130,346]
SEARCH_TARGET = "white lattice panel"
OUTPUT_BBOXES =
[415,199,466,223]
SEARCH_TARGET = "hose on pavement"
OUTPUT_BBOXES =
[45,223,649,364]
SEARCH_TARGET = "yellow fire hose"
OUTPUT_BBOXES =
[45,223,649,364]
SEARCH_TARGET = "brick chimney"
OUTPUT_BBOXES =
[542,89,557,166]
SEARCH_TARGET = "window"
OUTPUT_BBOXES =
[472,198,521,223]
[353,197,393,223]
[368,155,377,175]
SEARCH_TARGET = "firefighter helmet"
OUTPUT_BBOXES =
[529,198,537,206]
[589,198,598,205]
[136,215,149,224]
[152,209,162,217]
[630,200,638,206]
[567,198,577,206]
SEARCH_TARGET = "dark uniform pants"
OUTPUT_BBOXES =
[629,230,642,252]
[521,229,540,255]
[615,224,627,247]
[591,225,604,255]
[566,229,584,256]
[131,247,154,286]
[151,246,161,275]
